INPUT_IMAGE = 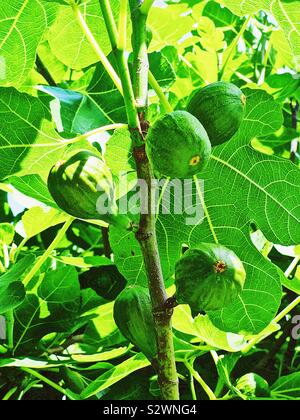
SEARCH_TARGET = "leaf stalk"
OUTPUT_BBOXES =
[72,3,123,93]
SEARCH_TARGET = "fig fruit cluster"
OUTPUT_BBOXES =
[187,81,246,146]
[45,82,247,356]
[146,81,246,179]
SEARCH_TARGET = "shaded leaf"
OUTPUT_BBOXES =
[38,85,112,136]
[13,267,82,353]
[271,372,300,399]
[0,255,35,314]
[81,353,150,399]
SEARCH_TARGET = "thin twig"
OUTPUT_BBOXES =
[47,334,84,355]
[101,227,112,257]
[35,55,56,86]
